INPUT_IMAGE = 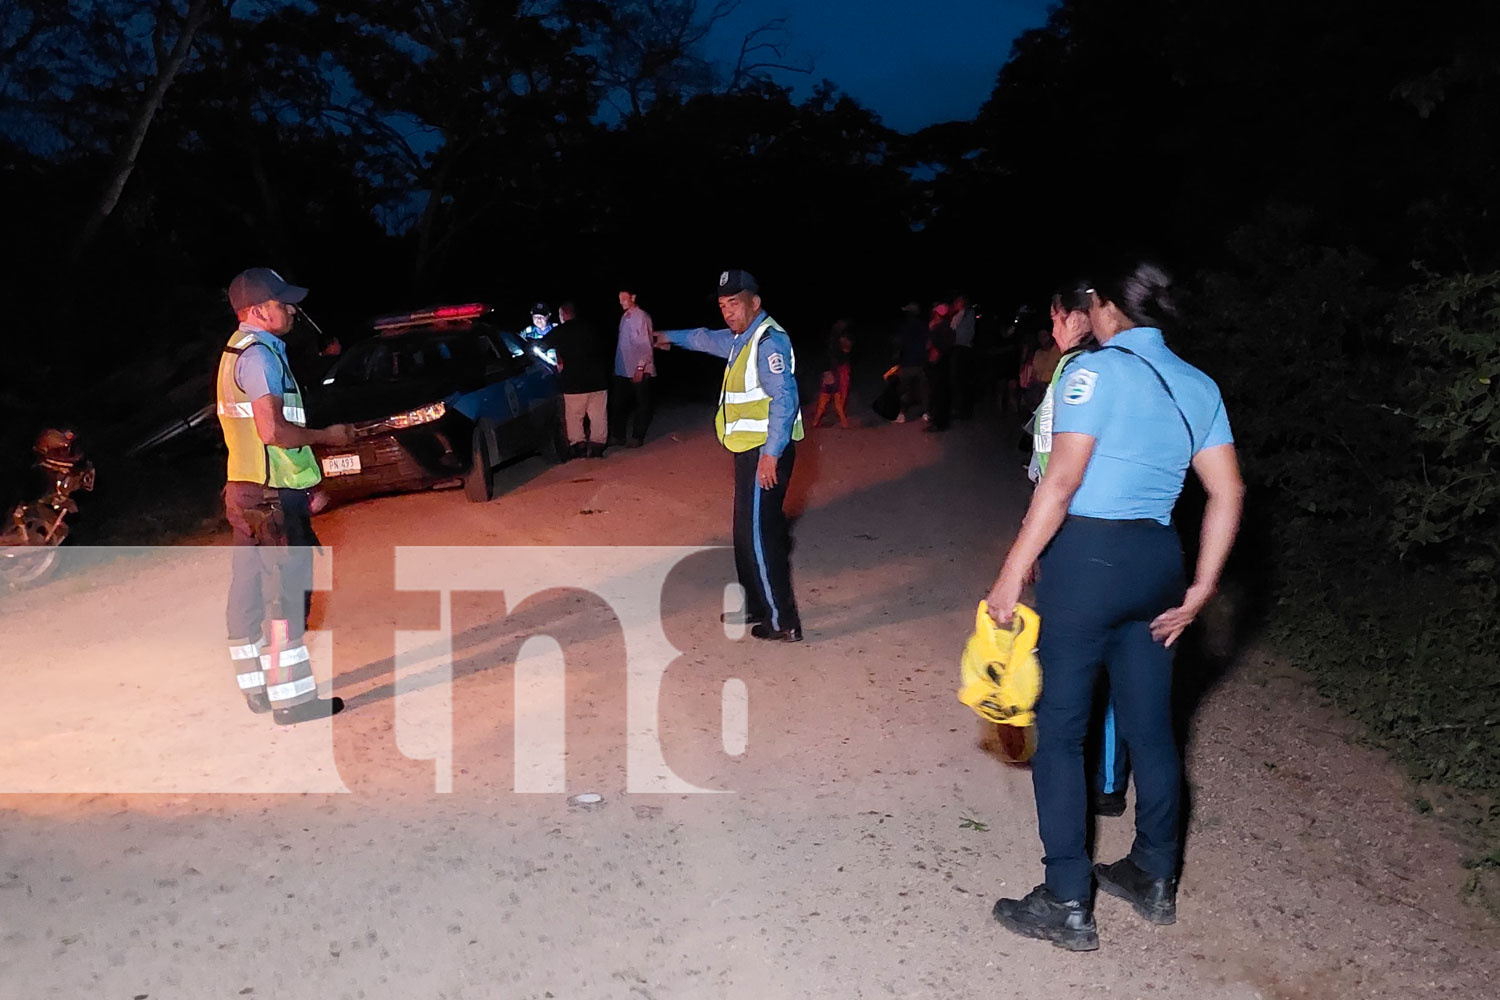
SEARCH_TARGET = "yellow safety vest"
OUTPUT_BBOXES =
[1033,348,1086,477]
[715,315,806,453]
[216,328,322,489]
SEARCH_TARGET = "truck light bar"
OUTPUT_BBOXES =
[372,303,489,331]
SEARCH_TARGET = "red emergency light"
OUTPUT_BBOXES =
[373,303,490,331]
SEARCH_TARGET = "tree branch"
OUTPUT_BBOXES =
[322,102,428,174]
[68,0,215,265]
[726,17,811,92]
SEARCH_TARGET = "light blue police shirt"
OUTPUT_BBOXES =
[658,311,800,457]
[1051,327,1233,525]
[234,323,298,401]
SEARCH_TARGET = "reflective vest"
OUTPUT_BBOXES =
[217,328,321,489]
[1033,348,1086,478]
[715,315,806,453]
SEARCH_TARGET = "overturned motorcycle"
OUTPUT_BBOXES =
[0,429,96,589]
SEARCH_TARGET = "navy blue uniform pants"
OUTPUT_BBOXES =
[1033,515,1185,901]
[732,444,799,632]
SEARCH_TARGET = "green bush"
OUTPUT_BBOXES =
[1189,220,1499,793]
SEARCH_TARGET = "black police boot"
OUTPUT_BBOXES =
[751,621,803,642]
[245,692,272,715]
[1092,788,1127,817]
[273,696,345,726]
[1094,858,1176,925]
[586,442,606,458]
[569,442,587,460]
[992,885,1099,951]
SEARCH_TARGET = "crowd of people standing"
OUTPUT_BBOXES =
[521,265,1244,955]
[216,256,1244,959]
[512,286,663,458]
[515,286,1059,447]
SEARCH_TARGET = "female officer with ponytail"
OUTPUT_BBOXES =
[985,262,1244,951]
[1029,284,1130,819]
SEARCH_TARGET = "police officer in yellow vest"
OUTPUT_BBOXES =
[219,268,353,724]
[655,269,805,641]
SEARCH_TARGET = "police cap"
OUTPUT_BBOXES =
[716,269,758,298]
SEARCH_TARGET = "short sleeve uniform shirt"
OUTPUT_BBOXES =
[1052,327,1233,524]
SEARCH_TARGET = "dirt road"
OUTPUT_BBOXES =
[2,402,1495,999]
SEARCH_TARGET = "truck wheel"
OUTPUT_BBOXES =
[464,425,495,503]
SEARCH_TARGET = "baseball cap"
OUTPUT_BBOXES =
[228,268,308,312]
[716,269,758,297]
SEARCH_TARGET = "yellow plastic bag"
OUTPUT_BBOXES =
[957,600,1042,728]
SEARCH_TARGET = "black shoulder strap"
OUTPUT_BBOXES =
[223,338,294,398]
[1101,345,1196,453]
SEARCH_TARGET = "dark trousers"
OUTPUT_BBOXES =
[224,483,319,707]
[732,444,799,632]
[951,344,976,418]
[896,365,925,418]
[925,357,952,428]
[1032,516,1185,901]
[609,374,654,443]
[225,483,316,643]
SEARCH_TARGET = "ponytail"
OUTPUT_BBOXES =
[1091,262,1178,330]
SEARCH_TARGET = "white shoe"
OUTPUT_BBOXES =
[921,412,930,422]
[895,413,907,423]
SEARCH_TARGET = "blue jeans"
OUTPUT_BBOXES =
[1033,516,1185,901]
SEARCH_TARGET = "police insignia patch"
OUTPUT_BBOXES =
[767,352,786,374]
[719,270,729,287]
[1061,368,1098,405]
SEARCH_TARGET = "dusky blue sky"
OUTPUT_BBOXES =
[706,0,1054,133]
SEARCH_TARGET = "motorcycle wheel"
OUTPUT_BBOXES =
[0,514,65,589]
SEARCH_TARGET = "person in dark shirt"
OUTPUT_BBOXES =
[544,302,611,457]
[895,301,929,422]
[924,301,956,431]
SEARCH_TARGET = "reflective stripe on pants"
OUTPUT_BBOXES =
[229,637,266,693]
[260,637,316,709]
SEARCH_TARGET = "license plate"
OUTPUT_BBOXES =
[321,454,361,476]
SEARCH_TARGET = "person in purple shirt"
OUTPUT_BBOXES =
[610,284,656,447]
